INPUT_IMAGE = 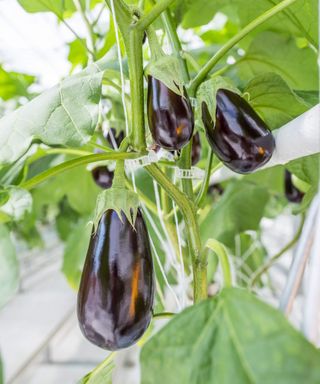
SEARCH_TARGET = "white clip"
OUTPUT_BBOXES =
[174,166,205,179]
[126,150,158,171]
[190,97,198,108]
[156,148,175,162]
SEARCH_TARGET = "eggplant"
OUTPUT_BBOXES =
[104,128,124,149]
[147,76,194,150]
[77,208,154,350]
[92,167,114,189]
[191,131,201,166]
[285,170,304,203]
[208,183,224,196]
[202,89,275,174]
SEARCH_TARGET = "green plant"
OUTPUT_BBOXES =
[0,0,319,382]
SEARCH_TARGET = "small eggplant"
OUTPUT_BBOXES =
[191,132,201,166]
[147,76,194,150]
[91,167,114,189]
[208,183,224,196]
[202,89,275,174]
[285,170,304,203]
[77,209,154,350]
[104,128,124,149]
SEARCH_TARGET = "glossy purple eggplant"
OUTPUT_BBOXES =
[191,132,201,165]
[147,76,194,150]
[77,209,154,350]
[202,89,275,174]
[285,170,304,203]
[91,167,114,189]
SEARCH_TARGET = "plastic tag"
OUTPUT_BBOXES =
[174,166,205,179]
[126,150,158,171]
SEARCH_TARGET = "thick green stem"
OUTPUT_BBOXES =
[126,28,146,150]
[146,164,207,302]
[21,152,140,190]
[188,0,299,96]
[137,0,176,31]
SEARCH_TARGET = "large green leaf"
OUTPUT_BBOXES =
[231,0,318,46]
[200,180,269,247]
[0,66,35,101]
[17,0,82,17]
[0,225,19,309]
[0,187,32,223]
[62,216,91,289]
[141,288,320,384]
[32,165,101,217]
[244,72,310,129]
[235,31,318,90]
[0,61,105,166]
[178,0,318,47]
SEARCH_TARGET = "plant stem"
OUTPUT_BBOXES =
[137,0,176,31]
[126,28,146,150]
[125,180,159,215]
[249,213,305,287]
[181,51,201,72]
[146,164,207,303]
[188,0,299,95]
[195,149,213,207]
[153,312,175,319]
[73,0,96,61]
[206,239,232,288]
[21,152,140,190]
[160,8,190,83]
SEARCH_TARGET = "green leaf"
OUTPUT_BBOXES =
[17,0,81,17]
[141,288,320,384]
[0,187,32,222]
[79,353,114,384]
[93,187,139,230]
[197,76,240,126]
[0,66,35,101]
[178,0,226,28]
[286,153,319,186]
[206,239,232,287]
[231,0,318,46]
[68,39,88,71]
[62,216,91,290]
[0,225,19,309]
[0,60,106,165]
[32,165,101,218]
[200,180,269,247]
[244,72,310,129]
[236,31,318,91]
[286,154,319,213]
[145,56,185,95]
